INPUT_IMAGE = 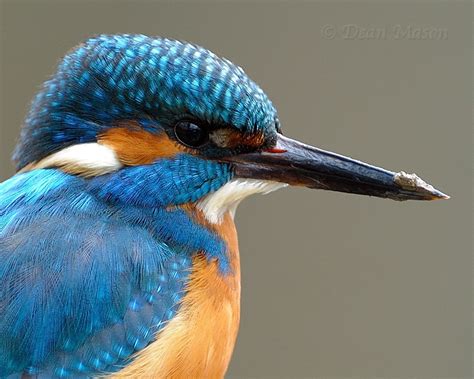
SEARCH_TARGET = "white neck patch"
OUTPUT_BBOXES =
[197,179,287,224]
[21,143,122,177]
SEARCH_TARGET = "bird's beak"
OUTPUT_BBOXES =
[224,133,449,201]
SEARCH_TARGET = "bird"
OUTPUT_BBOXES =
[0,34,448,378]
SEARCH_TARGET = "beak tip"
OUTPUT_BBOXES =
[393,171,449,201]
[430,189,450,201]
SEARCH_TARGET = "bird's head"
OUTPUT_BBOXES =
[14,34,447,223]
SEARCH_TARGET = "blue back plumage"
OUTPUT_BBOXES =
[0,168,230,376]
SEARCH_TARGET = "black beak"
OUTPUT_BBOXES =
[224,134,449,201]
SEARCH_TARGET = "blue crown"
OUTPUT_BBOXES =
[14,34,278,169]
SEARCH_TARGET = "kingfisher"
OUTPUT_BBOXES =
[0,34,448,378]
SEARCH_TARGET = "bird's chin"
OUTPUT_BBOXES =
[197,179,287,224]
[221,133,449,202]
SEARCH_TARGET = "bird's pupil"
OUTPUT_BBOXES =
[174,121,208,148]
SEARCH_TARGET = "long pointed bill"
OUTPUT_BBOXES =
[224,134,449,201]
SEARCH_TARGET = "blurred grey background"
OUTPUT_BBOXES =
[0,1,472,378]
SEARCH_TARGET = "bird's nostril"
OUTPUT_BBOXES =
[274,118,282,133]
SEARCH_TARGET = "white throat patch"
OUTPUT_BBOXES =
[197,179,287,224]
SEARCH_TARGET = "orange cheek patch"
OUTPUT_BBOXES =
[98,127,187,165]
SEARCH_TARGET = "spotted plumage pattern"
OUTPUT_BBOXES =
[14,34,278,170]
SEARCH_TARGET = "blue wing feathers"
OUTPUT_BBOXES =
[0,170,195,377]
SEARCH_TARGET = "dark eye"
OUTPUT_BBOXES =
[174,121,209,148]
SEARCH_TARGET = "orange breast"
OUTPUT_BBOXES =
[110,211,241,379]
